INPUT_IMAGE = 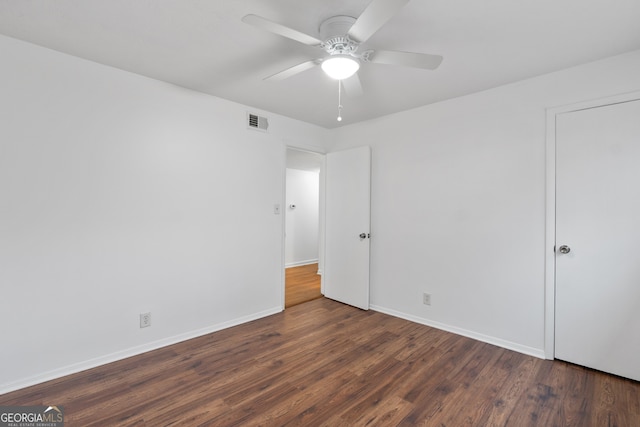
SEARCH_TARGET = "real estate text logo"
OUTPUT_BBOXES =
[0,406,64,427]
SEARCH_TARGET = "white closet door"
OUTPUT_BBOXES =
[555,98,640,381]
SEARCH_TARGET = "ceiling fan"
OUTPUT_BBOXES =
[242,0,443,98]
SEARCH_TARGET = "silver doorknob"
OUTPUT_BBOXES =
[558,245,571,254]
[359,233,367,239]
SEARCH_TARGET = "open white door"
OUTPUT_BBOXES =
[324,146,371,310]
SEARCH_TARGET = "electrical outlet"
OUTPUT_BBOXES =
[423,293,431,306]
[140,312,151,328]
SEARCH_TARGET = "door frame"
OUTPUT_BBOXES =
[544,90,640,359]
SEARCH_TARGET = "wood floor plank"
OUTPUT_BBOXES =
[482,354,542,426]
[285,263,322,307]
[1,297,639,426]
[440,350,510,426]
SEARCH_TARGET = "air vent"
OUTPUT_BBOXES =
[247,113,269,132]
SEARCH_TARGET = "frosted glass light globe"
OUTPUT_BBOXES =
[321,55,360,80]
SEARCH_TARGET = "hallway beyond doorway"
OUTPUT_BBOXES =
[285,263,321,308]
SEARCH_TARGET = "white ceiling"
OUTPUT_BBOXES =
[1,0,639,129]
[287,148,323,173]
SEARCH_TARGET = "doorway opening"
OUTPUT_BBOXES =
[284,148,324,308]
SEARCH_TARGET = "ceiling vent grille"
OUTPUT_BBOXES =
[247,113,269,132]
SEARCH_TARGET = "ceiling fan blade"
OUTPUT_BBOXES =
[342,74,363,98]
[264,60,320,81]
[347,0,410,43]
[242,14,322,47]
[368,50,443,70]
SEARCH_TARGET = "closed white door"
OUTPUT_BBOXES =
[555,98,640,381]
[324,146,371,310]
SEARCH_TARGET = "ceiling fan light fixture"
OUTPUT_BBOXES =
[321,55,360,80]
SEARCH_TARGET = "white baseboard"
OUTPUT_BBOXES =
[0,306,283,395]
[370,304,546,359]
[2,304,545,395]
[285,259,319,268]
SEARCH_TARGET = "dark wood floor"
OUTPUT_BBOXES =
[285,263,322,308]
[1,298,638,426]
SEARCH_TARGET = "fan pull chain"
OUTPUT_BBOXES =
[337,80,343,122]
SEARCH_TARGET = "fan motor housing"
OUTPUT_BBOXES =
[319,16,359,55]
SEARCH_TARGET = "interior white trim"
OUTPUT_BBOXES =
[371,305,545,359]
[544,89,640,359]
[285,259,320,268]
[0,306,282,395]
[280,143,287,312]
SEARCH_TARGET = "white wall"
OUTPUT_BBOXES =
[3,28,639,392]
[285,169,320,267]
[329,49,640,357]
[0,34,328,393]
